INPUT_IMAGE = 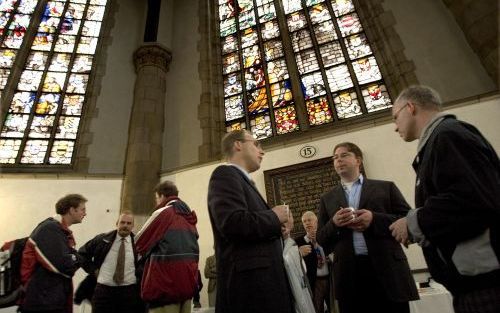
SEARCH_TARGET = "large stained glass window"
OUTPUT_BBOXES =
[0,0,107,166]
[218,0,392,139]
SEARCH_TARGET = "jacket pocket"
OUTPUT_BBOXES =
[235,257,271,272]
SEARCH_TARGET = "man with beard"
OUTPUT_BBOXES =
[78,211,143,313]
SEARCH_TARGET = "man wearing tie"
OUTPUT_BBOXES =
[78,211,143,313]
[207,129,292,313]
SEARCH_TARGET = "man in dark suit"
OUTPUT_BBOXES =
[207,129,292,313]
[317,142,418,313]
[295,211,330,313]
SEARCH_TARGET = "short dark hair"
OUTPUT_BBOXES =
[154,180,179,198]
[221,129,249,158]
[396,85,442,110]
[333,142,363,161]
[55,194,87,215]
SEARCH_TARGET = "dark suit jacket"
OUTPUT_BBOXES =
[208,165,292,313]
[317,179,419,303]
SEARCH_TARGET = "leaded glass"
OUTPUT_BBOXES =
[242,45,260,68]
[261,20,279,40]
[82,20,102,37]
[86,5,105,21]
[291,29,313,52]
[18,70,43,90]
[220,17,236,37]
[49,140,73,164]
[256,0,272,5]
[56,116,79,139]
[61,19,82,36]
[76,36,98,54]
[306,96,333,125]
[283,0,302,14]
[0,0,16,12]
[20,139,48,163]
[221,35,238,54]
[352,56,381,84]
[363,84,391,112]
[319,41,344,67]
[29,115,55,138]
[309,4,331,24]
[219,3,236,20]
[224,73,242,97]
[45,1,65,17]
[26,51,48,70]
[345,33,371,59]
[39,16,60,33]
[4,29,28,49]
[0,13,11,33]
[325,64,353,92]
[333,91,362,119]
[270,80,293,108]
[225,95,245,121]
[296,49,319,74]
[239,0,254,12]
[250,114,272,139]
[31,33,54,51]
[313,20,337,44]
[287,11,307,32]
[0,68,8,88]
[42,72,66,92]
[66,73,88,93]
[10,92,35,113]
[244,60,265,90]
[257,3,275,23]
[1,114,29,137]
[35,93,59,114]
[338,13,362,37]
[222,52,239,74]
[306,0,324,6]
[247,87,268,114]
[67,3,85,19]
[62,94,84,115]
[263,39,283,61]
[226,121,246,133]
[238,10,256,30]
[302,71,326,99]
[274,106,299,134]
[267,58,288,83]
[241,28,258,48]
[331,0,355,17]
[90,0,107,5]
[72,55,92,73]
[55,35,76,52]
[0,139,21,163]
[18,0,38,14]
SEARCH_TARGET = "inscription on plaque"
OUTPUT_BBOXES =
[264,157,341,238]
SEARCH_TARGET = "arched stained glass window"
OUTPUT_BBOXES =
[0,0,107,166]
[218,0,392,139]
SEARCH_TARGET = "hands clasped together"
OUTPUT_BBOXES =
[332,207,373,232]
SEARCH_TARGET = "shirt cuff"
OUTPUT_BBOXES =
[406,208,430,247]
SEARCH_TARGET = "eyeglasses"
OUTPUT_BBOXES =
[392,102,409,121]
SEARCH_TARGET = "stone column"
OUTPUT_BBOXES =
[121,43,172,215]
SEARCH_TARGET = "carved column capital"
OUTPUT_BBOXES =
[133,43,172,72]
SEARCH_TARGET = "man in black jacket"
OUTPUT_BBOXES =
[390,85,500,313]
[78,211,143,313]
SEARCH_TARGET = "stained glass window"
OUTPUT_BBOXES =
[217,0,392,139]
[0,0,108,166]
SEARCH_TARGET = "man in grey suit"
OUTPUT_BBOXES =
[207,129,292,313]
[317,142,418,313]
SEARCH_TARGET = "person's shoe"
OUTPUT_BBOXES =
[193,301,201,308]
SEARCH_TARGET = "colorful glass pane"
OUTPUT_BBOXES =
[333,91,362,119]
[0,68,8,87]
[0,0,16,12]
[306,0,325,6]
[82,20,101,37]
[4,29,28,49]
[257,3,275,23]
[62,94,84,115]
[224,95,245,121]
[325,64,353,92]
[270,80,293,108]
[56,116,79,139]
[319,41,344,67]
[0,139,21,164]
[29,115,55,138]
[302,71,326,99]
[247,87,268,114]
[261,20,280,40]
[222,52,240,74]
[296,49,319,74]
[221,35,238,54]
[49,140,74,164]
[0,13,10,33]
[26,51,48,70]
[43,72,66,92]
[313,20,337,44]
[10,13,30,30]
[76,36,98,54]
[67,3,86,19]
[264,40,283,61]
[1,114,29,137]
[224,73,242,97]
[20,139,48,163]
[72,55,93,73]
[256,0,273,5]
[345,33,372,59]
[244,60,265,90]
[90,0,107,5]
[66,73,88,94]
[238,10,256,30]
[250,114,272,139]
[18,0,39,14]
[54,35,76,52]
[309,4,331,24]
[287,11,307,32]
[363,83,391,112]
[39,16,60,33]
[32,33,54,51]
[36,93,60,114]
[275,106,299,134]
[61,18,82,36]
[306,96,333,125]
[267,58,289,83]
[10,92,35,113]
[352,56,381,84]
[338,13,362,37]
[219,3,236,20]
[226,121,246,133]
[331,0,355,17]
[45,1,65,17]
[72,0,88,4]
[241,28,258,48]
[86,5,105,21]
[18,70,43,91]
[242,45,260,68]
[220,18,237,37]
[291,29,313,52]
[283,0,302,14]
[49,53,71,72]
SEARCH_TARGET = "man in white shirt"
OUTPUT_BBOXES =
[78,211,143,313]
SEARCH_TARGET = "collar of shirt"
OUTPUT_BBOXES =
[228,163,252,182]
[341,174,364,189]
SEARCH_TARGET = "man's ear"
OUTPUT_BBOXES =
[234,141,243,151]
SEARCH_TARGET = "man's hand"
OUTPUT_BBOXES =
[347,209,373,232]
[298,245,312,257]
[389,217,409,247]
[332,207,356,227]
[272,205,289,223]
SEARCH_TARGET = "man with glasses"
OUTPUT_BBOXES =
[207,129,292,313]
[389,85,500,313]
[317,142,418,313]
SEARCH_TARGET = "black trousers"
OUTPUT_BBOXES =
[91,283,143,313]
[337,255,409,313]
